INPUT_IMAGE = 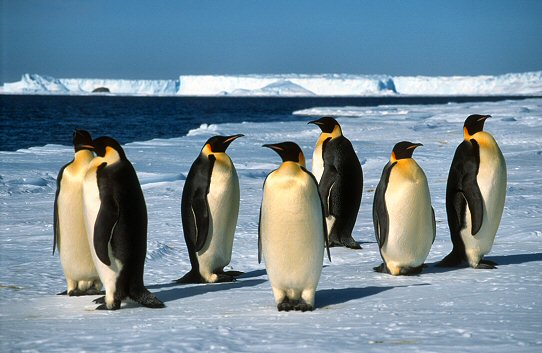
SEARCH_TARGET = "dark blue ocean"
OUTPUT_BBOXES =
[0,94,534,151]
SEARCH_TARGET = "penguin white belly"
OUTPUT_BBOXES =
[382,164,433,274]
[83,164,123,305]
[311,145,324,183]
[197,157,240,281]
[461,140,506,267]
[261,170,324,305]
[58,164,100,290]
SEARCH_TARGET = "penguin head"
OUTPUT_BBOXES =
[391,141,423,161]
[263,141,306,167]
[308,117,343,136]
[203,134,244,154]
[91,136,127,161]
[73,129,93,152]
[464,114,491,138]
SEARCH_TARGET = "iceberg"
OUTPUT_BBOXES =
[1,71,541,96]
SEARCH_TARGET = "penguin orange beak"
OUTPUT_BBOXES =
[478,115,491,122]
[262,143,283,152]
[224,134,244,144]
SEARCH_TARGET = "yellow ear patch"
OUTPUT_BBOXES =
[298,152,306,168]
[202,144,213,155]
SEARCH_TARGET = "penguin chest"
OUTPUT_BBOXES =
[382,163,433,269]
[197,158,240,271]
[57,162,98,280]
[461,139,507,263]
[311,142,324,183]
[260,169,324,291]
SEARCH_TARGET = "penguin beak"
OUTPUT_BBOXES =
[308,119,323,126]
[224,134,244,144]
[262,143,283,152]
[478,115,491,122]
[407,143,424,150]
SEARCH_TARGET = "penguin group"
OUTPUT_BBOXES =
[54,113,506,311]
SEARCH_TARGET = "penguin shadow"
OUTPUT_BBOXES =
[424,252,542,273]
[485,252,542,266]
[317,284,429,308]
[237,268,267,279]
[153,278,267,303]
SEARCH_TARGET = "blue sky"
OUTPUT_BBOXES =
[1,0,541,83]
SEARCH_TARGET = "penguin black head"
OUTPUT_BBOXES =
[391,141,423,161]
[203,134,244,153]
[73,129,93,152]
[263,141,305,166]
[464,114,491,137]
[308,116,341,134]
[91,136,127,160]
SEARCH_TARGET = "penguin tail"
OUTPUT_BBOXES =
[129,287,165,309]
[175,269,203,284]
[436,250,465,267]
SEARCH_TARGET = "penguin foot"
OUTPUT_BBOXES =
[277,298,294,312]
[95,300,121,311]
[475,259,497,269]
[329,237,362,250]
[373,263,389,273]
[67,288,104,296]
[222,270,244,277]
[93,296,106,304]
[215,273,237,283]
[294,300,313,312]
[56,290,68,296]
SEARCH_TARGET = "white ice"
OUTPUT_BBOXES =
[1,98,541,352]
[1,71,541,96]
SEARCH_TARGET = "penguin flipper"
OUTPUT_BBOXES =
[53,163,68,255]
[431,207,436,244]
[93,194,119,267]
[191,194,210,252]
[258,204,263,264]
[318,165,337,218]
[373,162,395,249]
[448,140,484,236]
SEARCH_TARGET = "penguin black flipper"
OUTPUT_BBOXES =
[181,154,214,252]
[302,166,331,262]
[92,163,119,267]
[431,207,436,244]
[439,140,483,267]
[373,161,396,249]
[258,174,271,264]
[448,139,484,235]
[53,162,69,255]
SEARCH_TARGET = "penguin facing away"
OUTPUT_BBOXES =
[54,129,102,295]
[373,141,436,275]
[259,142,331,312]
[309,117,363,249]
[83,136,164,310]
[177,134,244,284]
[438,114,507,269]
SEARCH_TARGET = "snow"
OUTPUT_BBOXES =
[1,71,541,96]
[1,98,541,352]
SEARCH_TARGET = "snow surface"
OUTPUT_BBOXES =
[1,98,541,352]
[1,71,541,96]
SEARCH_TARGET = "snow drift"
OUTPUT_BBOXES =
[1,71,541,96]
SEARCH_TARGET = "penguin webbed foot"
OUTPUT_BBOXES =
[57,290,68,296]
[329,236,362,250]
[215,273,237,283]
[221,270,244,277]
[475,259,498,269]
[373,263,389,273]
[95,300,121,311]
[175,270,203,284]
[93,296,106,304]
[294,300,313,312]
[67,288,105,297]
[277,298,294,312]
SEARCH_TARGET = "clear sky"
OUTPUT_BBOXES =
[1,0,541,83]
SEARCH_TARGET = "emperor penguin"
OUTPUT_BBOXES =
[259,142,331,312]
[177,134,244,284]
[53,129,102,295]
[309,117,363,249]
[438,114,507,269]
[373,141,436,275]
[83,136,164,310]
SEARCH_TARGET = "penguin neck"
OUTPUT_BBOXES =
[101,146,122,165]
[465,130,497,149]
[322,125,343,139]
[278,161,304,174]
[74,149,94,165]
